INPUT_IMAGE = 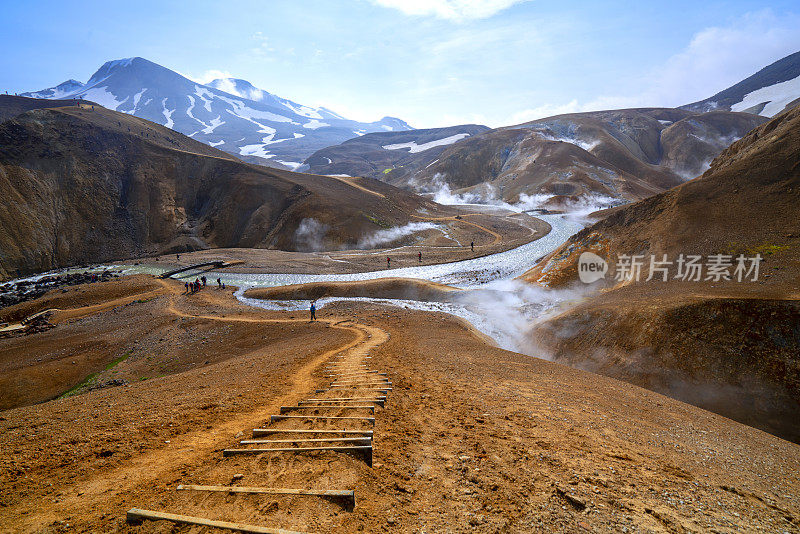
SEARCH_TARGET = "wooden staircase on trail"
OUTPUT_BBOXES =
[126,336,390,533]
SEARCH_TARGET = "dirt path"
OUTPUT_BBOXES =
[4,279,391,533]
[4,278,797,532]
[324,175,386,198]
[412,212,503,246]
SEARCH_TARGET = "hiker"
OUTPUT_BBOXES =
[471,241,475,252]
[222,282,226,290]
[310,301,317,322]
[185,281,189,293]
[418,251,422,263]
[201,275,207,287]
[217,277,221,288]
[176,253,180,261]
[195,278,201,291]
[387,257,391,268]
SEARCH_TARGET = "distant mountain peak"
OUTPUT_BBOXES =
[682,50,800,117]
[21,57,413,165]
[207,78,267,101]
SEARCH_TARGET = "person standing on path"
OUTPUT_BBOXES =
[201,276,207,287]
[217,277,222,288]
[386,257,391,268]
[471,241,475,252]
[310,301,317,322]
[418,251,422,263]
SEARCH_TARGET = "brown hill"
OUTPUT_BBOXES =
[526,104,800,441]
[302,125,490,181]
[2,276,798,532]
[0,99,440,279]
[413,108,766,203]
[0,94,98,123]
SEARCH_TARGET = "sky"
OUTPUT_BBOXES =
[2,0,800,128]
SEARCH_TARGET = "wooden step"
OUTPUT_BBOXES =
[252,428,372,437]
[318,387,392,393]
[176,484,355,509]
[300,398,385,407]
[223,445,373,466]
[125,508,305,533]
[240,437,371,445]
[280,405,375,414]
[326,384,392,393]
[270,415,374,424]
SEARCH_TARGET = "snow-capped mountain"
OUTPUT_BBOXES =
[682,50,800,117]
[22,57,412,168]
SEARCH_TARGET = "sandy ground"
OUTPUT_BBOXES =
[1,277,799,533]
[123,211,549,276]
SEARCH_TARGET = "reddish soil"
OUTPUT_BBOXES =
[1,277,798,532]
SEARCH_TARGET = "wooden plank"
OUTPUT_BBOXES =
[176,485,355,509]
[316,388,392,393]
[324,367,380,375]
[331,377,390,382]
[280,405,375,414]
[302,396,386,401]
[240,437,371,444]
[325,387,392,391]
[300,398,385,407]
[331,378,392,386]
[325,374,386,379]
[125,508,305,534]
[252,428,372,437]
[270,415,374,423]
[330,383,392,387]
[223,445,373,466]
[158,260,225,279]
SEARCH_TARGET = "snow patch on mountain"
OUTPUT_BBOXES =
[239,144,275,158]
[303,119,329,129]
[382,133,470,153]
[283,102,323,119]
[731,74,800,117]
[132,89,146,111]
[533,131,600,152]
[161,98,175,128]
[276,160,303,170]
[193,86,214,112]
[81,87,125,110]
[201,116,224,134]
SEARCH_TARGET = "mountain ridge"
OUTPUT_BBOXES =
[21,57,413,168]
[0,97,435,279]
[681,50,800,116]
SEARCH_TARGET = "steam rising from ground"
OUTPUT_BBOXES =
[294,218,329,252]
[240,278,592,357]
[427,175,621,223]
[356,222,440,249]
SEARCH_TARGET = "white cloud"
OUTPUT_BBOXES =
[647,9,800,106]
[508,101,580,124]
[185,69,234,85]
[502,9,800,125]
[370,0,528,21]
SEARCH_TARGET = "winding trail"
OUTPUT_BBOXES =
[11,280,390,533]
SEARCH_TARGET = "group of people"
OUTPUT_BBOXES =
[185,276,206,293]
[184,276,227,294]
